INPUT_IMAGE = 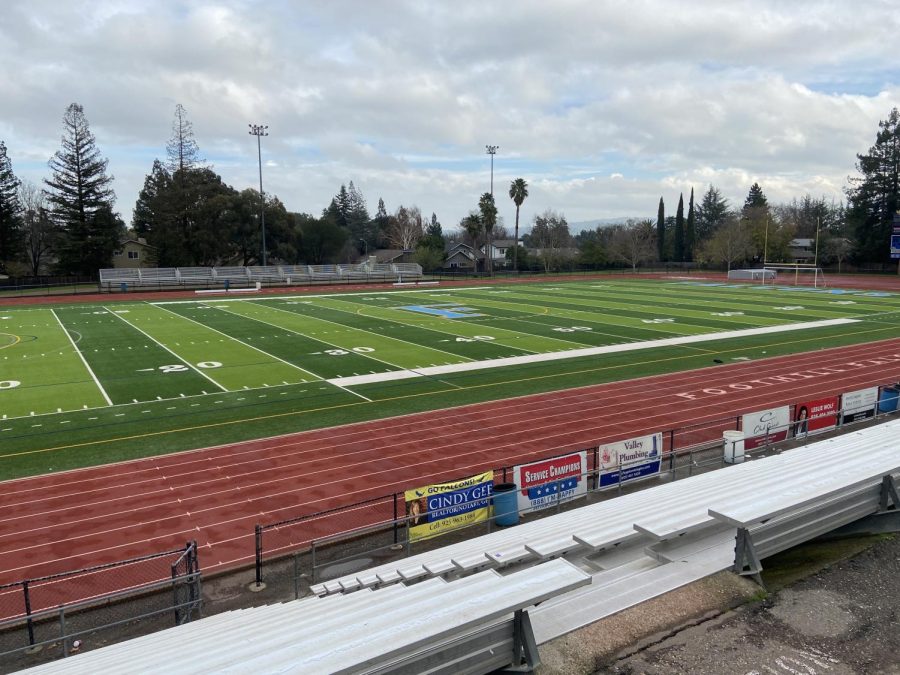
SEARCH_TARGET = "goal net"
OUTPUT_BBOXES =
[760,264,826,288]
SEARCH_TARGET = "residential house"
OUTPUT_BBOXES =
[443,241,477,271]
[113,237,155,269]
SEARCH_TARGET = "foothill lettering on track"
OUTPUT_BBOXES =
[674,353,900,401]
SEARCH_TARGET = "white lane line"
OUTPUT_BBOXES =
[327,318,861,387]
[50,309,113,406]
[104,306,228,393]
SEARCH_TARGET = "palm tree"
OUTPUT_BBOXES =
[461,212,482,273]
[509,178,528,270]
[478,192,498,275]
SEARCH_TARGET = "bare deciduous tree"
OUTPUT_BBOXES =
[387,205,424,250]
[607,219,656,270]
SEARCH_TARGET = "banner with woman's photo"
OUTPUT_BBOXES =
[404,471,493,542]
[792,396,838,437]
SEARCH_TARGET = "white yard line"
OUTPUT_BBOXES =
[105,306,228,393]
[257,299,476,363]
[326,318,860,388]
[154,304,322,381]
[50,309,113,406]
[210,303,406,376]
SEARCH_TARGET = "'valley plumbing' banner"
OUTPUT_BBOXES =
[598,433,663,487]
[742,406,791,450]
[513,451,587,514]
[405,471,493,542]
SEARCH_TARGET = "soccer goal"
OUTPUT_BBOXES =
[760,263,827,288]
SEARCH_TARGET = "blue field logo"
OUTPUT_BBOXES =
[400,304,484,318]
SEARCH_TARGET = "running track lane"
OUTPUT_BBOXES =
[2,337,900,603]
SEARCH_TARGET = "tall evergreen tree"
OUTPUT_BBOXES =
[346,181,372,254]
[673,193,685,262]
[743,182,768,213]
[0,141,23,272]
[44,103,118,275]
[695,185,729,241]
[656,197,665,261]
[846,107,900,262]
[685,187,695,262]
[508,178,528,270]
[165,104,203,174]
[374,197,390,247]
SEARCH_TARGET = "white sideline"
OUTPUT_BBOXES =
[326,318,859,388]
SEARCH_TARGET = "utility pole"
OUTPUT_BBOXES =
[249,124,269,266]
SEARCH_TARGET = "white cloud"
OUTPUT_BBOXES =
[0,0,898,234]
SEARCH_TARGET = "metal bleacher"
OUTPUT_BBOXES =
[99,263,423,291]
[20,422,898,673]
[21,559,590,675]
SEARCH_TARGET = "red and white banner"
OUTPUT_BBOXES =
[742,406,790,450]
[513,451,587,514]
[793,396,839,437]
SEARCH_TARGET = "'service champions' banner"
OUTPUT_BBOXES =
[513,451,587,514]
[793,396,838,437]
[405,471,493,542]
[598,433,663,487]
[840,387,879,424]
[742,406,790,450]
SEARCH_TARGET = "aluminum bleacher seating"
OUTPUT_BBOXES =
[99,263,423,291]
[21,559,590,675]
[212,266,252,286]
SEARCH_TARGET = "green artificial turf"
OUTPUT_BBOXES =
[1,279,899,479]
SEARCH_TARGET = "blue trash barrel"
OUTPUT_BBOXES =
[878,387,899,413]
[492,483,519,527]
[120,282,128,293]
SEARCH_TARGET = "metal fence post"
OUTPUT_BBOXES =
[254,524,263,587]
[22,580,35,646]
[669,429,676,472]
[59,606,68,657]
[393,493,399,545]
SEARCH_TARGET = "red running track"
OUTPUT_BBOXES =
[2,337,900,597]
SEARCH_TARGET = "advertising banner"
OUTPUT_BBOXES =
[598,433,663,487]
[742,406,790,450]
[405,471,493,542]
[840,386,879,424]
[792,396,839,437]
[513,451,587,514]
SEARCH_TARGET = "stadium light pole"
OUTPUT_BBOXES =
[249,124,269,266]
[485,144,499,196]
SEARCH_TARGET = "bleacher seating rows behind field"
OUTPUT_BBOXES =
[98,263,423,289]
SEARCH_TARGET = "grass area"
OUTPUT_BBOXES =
[2,278,900,479]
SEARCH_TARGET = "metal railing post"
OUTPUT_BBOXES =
[254,525,263,587]
[393,493,399,545]
[59,606,67,657]
[23,580,35,646]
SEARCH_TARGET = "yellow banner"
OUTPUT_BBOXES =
[405,471,493,542]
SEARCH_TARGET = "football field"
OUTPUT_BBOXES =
[2,278,900,476]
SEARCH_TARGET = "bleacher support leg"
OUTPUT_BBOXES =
[878,475,900,512]
[499,609,541,673]
[733,528,764,588]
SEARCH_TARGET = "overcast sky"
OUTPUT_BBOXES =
[2,0,899,234]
